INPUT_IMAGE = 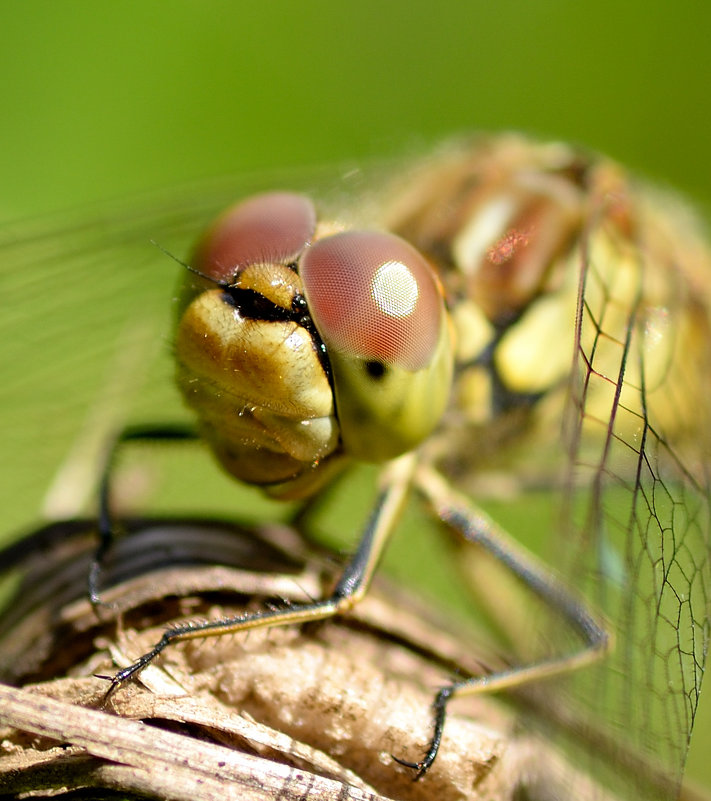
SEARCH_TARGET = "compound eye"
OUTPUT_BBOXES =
[299,231,443,371]
[194,192,317,282]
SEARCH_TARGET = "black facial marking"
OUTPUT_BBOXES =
[221,287,292,323]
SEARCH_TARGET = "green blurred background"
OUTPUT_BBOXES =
[2,1,711,219]
[1,0,710,795]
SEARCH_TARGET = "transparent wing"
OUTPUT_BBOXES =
[1,190,212,535]
[558,181,711,799]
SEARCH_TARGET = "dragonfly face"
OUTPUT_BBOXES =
[176,191,454,498]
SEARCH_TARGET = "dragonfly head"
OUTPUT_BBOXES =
[175,192,454,498]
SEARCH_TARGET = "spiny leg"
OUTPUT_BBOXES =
[393,464,610,778]
[100,453,417,695]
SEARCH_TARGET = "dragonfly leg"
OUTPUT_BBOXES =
[101,453,417,694]
[393,464,611,778]
[91,423,200,606]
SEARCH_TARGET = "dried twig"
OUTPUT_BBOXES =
[0,517,620,801]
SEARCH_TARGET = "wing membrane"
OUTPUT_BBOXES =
[560,178,711,798]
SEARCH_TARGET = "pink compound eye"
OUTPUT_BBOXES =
[299,231,443,371]
[194,192,316,282]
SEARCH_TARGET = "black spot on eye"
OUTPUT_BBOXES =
[364,360,386,379]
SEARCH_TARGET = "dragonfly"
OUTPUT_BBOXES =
[2,135,710,800]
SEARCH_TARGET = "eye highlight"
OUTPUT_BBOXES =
[299,230,443,371]
[194,192,316,282]
[372,259,420,317]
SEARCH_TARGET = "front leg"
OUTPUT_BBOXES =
[91,422,200,605]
